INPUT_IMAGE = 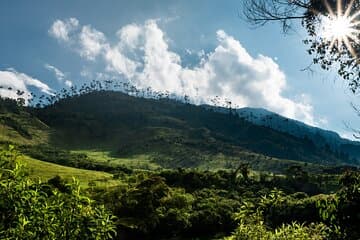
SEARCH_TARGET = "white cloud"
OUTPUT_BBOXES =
[318,117,329,126]
[79,25,107,60]
[0,69,53,103]
[44,64,73,87]
[339,131,356,140]
[104,47,139,78]
[80,69,92,78]
[49,18,79,42]
[64,80,73,87]
[50,18,317,125]
[117,24,143,49]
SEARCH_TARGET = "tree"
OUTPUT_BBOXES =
[241,0,360,92]
[233,163,250,183]
[0,145,117,239]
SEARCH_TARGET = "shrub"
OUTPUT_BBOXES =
[225,199,330,240]
[0,145,116,239]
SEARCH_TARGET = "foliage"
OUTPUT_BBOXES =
[226,220,329,240]
[0,145,116,239]
[21,155,115,188]
[257,189,321,228]
[2,90,360,239]
[20,145,133,174]
[225,195,330,240]
[336,171,360,239]
[2,143,360,239]
[102,176,193,235]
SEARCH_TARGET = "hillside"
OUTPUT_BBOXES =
[236,107,360,160]
[29,91,357,168]
[0,98,49,145]
[1,91,360,240]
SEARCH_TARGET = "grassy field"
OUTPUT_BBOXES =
[19,155,121,188]
[174,150,326,174]
[0,112,49,145]
[71,150,162,170]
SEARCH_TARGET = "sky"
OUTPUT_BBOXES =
[0,0,359,139]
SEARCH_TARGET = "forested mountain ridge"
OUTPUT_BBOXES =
[29,90,358,166]
[211,106,360,162]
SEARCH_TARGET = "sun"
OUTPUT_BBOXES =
[323,15,353,39]
[319,0,360,57]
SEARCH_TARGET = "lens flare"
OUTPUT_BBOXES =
[319,0,360,58]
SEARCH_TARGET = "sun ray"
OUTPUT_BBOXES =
[343,36,357,58]
[322,0,335,16]
[344,0,355,18]
[337,0,342,17]
[349,21,360,27]
[349,10,360,21]
[348,32,360,43]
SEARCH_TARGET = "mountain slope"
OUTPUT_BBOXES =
[31,91,356,167]
[0,98,49,145]
[235,107,360,162]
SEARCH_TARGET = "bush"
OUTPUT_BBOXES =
[0,145,117,239]
[225,199,330,240]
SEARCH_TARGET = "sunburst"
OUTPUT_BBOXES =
[319,0,360,58]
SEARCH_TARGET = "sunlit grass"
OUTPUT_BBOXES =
[0,112,49,145]
[71,150,162,170]
[20,155,121,188]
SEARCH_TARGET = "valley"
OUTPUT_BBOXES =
[1,90,359,239]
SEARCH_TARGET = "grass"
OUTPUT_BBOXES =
[71,150,162,170]
[196,151,327,174]
[19,155,121,188]
[0,112,49,145]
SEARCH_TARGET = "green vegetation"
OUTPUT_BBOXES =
[1,141,360,239]
[1,91,360,239]
[0,145,116,239]
[1,90,358,174]
[88,163,359,239]
[34,90,356,167]
[71,150,161,171]
[21,155,118,188]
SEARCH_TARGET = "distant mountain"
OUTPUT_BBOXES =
[235,107,360,162]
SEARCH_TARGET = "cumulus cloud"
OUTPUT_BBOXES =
[49,18,79,42]
[0,69,53,103]
[117,24,143,49]
[44,64,73,87]
[79,26,107,60]
[49,18,316,125]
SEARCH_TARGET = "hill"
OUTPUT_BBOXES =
[29,91,358,169]
[0,98,49,145]
[236,107,360,160]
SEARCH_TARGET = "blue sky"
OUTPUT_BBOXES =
[0,0,359,139]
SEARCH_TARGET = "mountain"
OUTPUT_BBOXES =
[29,91,358,167]
[1,91,359,174]
[235,107,360,161]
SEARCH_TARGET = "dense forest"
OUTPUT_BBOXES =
[0,87,360,239]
